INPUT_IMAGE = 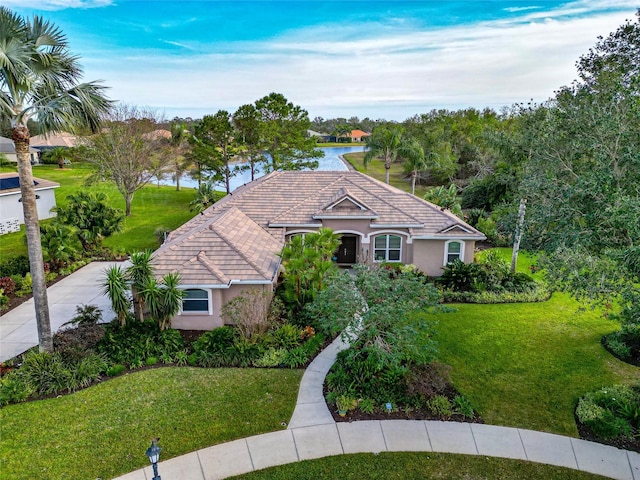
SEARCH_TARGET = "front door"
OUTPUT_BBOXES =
[335,235,357,264]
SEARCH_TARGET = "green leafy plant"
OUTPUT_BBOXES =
[0,371,34,406]
[453,395,475,418]
[426,395,453,418]
[358,398,375,414]
[335,394,358,414]
[253,347,287,368]
[576,384,639,440]
[106,364,126,377]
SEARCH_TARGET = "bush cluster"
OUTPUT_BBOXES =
[576,384,640,440]
[605,323,640,362]
[188,323,325,368]
[436,252,543,304]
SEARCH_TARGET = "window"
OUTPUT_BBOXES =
[182,289,209,313]
[374,235,402,262]
[445,241,463,264]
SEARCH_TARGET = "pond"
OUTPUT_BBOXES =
[160,145,365,192]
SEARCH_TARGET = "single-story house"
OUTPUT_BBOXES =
[0,173,59,235]
[307,129,331,142]
[152,171,484,330]
[30,131,83,151]
[0,136,40,164]
[350,129,371,142]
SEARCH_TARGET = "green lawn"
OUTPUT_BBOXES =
[432,293,637,436]
[228,452,607,479]
[343,152,430,197]
[0,367,303,480]
[0,163,207,260]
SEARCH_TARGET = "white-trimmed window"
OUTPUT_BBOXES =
[374,234,402,262]
[182,289,209,313]
[445,240,464,264]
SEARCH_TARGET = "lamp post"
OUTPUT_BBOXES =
[145,438,161,480]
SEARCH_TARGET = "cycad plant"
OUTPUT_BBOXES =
[101,265,131,326]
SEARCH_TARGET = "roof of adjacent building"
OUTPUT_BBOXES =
[0,136,39,154]
[0,172,59,195]
[350,129,371,138]
[152,171,484,286]
[30,132,83,148]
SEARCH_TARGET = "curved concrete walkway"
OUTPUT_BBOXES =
[114,333,640,480]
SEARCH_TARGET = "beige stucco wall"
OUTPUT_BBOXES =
[171,283,274,331]
[412,239,476,277]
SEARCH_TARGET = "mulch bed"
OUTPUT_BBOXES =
[576,415,640,453]
[325,382,484,424]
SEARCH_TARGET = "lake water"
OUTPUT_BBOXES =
[160,145,365,192]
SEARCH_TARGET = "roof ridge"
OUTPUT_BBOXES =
[195,251,229,284]
[270,173,349,223]
[210,207,274,280]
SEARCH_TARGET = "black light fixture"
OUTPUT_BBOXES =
[145,438,161,480]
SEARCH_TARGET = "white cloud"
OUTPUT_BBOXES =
[503,6,541,13]
[2,0,113,10]
[80,2,638,120]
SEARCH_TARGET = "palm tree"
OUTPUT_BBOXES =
[363,125,404,184]
[399,137,436,195]
[169,122,191,191]
[0,7,111,351]
[127,250,154,322]
[190,182,217,213]
[44,146,68,169]
[102,265,131,326]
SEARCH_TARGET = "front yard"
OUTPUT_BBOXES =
[0,367,302,480]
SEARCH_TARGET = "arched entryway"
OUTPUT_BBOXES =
[335,234,358,265]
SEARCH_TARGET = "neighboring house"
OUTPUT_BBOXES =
[0,136,40,164]
[0,173,59,235]
[142,129,172,141]
[152,171,485,330]
[307,129,331,142]
[30,131,83,152]
[350,129,371,142]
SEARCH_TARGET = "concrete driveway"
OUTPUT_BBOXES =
[0,261,125,362]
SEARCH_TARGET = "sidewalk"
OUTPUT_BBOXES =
[114,334,640,480]
[0,261,123,362]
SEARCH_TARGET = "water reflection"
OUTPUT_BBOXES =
[160,146,365,192]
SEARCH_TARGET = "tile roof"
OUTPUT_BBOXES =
[152,171,484,286]
[30,132,84,148]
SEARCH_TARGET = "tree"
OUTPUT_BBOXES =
[423,185,463,218]
[127,250,154,322]
[333,123,351,143]
[81,105,170,216]
[169,122,191,191]
[363,124,404,184]
[102,265,131,326]
[40,223,80,271]
[190,182,217,213]
[0,7,111,352]
[190,110,238,194]
[42,147,68,169]
[54,191,124,252]
[254,92,323,171]
[518,12,640,310]
[233,103,264,181]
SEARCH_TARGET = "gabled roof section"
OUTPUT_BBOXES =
[312,187,379,219]
[152,207,282,286]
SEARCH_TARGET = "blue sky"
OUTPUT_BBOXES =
[7,1,638,121]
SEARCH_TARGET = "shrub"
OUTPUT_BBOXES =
[54,322,106,362]
[0,289,8,309]
[106,364,126,377]
[605,335,632,360]
[192,326,236,353]
[405,362,452,400]
[453,395,475,418]
[253,347,287,367]
[282,347,309,368]
[0,255,30,277]
[427,395,453,418]
[437,259,486,292]
[0,277,16,296]
[222,290,276,341]
[72,353,107,388]
[15,273,33,296]
[145,356,159,366]
[358,398,375,414]
[17,351,73,396]
[576,384,639,440]
[335,394,358,413]
[441,286,550,304]
[97,321,164,365]
[0,371,34,406]
[266,324,302,350]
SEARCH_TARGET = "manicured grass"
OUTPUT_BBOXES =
[0,163,207,259]
[228,452,607,479]
[431,293,638,436]
[0,367,302,480]
[343,152,430,197]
